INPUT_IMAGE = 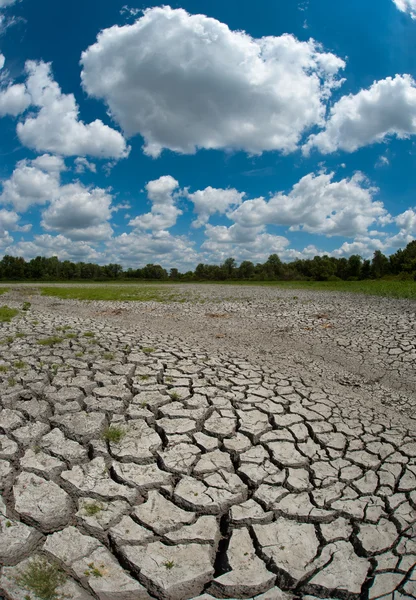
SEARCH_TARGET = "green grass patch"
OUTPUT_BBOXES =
[37,336,63,346]
[40,285,184,302]
[0,365,9,372]
[142,347,155,354]
[14,361,27,369]
[82,502,103,517]
[102,425,126,444]
[102,352,114,360]
[0,306,19,322]
[15,556,66,600]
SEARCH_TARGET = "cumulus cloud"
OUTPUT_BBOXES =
[81,5,345,157]
[5,234,100,262]
[392,0,416,18]
[202,230,290,264]
[0,53,31,117]
[106,230,198,269]
[204,223,264,245]
[0,208,30,245]
[16,61,129,159]
[0,154,114,241]
[0,83,31,116]
[0,0,19,6]
[304,75,416,155]
[186,187,245,228]
[74,157,97,173]
[41,183,113,241]
[31,154,66,173]
[332,236,389,258]
[129,175,182,231]
[230,172,387,237]
[395,208,416,233]
[0,156,62,212]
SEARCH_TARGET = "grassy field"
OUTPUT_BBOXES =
[205,279,416,300]
[40,285,185,302]
[0,306,19,322]
[0,288,8,295]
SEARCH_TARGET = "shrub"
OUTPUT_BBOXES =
[15,556,66,600]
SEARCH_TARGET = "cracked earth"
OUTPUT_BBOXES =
[0,284,415,600]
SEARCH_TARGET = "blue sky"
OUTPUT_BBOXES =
[0,0,415,269]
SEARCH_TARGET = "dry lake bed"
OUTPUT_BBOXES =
[0,284,415,600]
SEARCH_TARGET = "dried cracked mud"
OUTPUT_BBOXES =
[0,284,415,600]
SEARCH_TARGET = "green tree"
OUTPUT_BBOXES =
[371,250,390,279]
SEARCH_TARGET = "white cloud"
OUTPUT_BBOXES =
[186,187,245,228]
[81,6,345,157]
[395,207,416,233]
[31,154,66,173]
[0,208,30,246]
[106,230,198,269]
[41,183,113,241]
[6,234,100,262]
[204,223,264,244]
[129,175,182,231]
[392,0,416,18]
[230,172,387,237]
[332,236,389,258]
[0,83,30,116]
[16,61,129,159]
[0,157,62,212]
[0,0,18,7]
[0,155,114,241]
[202,229,290,264]
[304,75,416,155]
[376,155,390,168]
[74,157,97,173]
[0,208,20,233]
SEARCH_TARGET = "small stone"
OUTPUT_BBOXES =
[158,443,201,474]
[21,448,65,478]
[76,498,129,540]
[133,490,195,534]
[253,519,319,585]
[121,541,214,600]
[40,427,88,464]
[211,527,275,597]
[308,541,370,596]
[13,471,72,532]
[358,519,398,554]
[368,572,405,599]
[110,420,162,464]
[230,499,273,525]
[112,461,172,490]
[164,515,220,547]
[61,456,137,503]
[0,518,42,566]
[73,546,151,600]
[52,411,106,443]
[109,515,155,547]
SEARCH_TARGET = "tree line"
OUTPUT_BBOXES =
[0,240,416,282]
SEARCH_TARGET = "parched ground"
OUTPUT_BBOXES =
[0,284,415,600]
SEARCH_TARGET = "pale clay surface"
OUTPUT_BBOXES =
[0,283,415,600]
